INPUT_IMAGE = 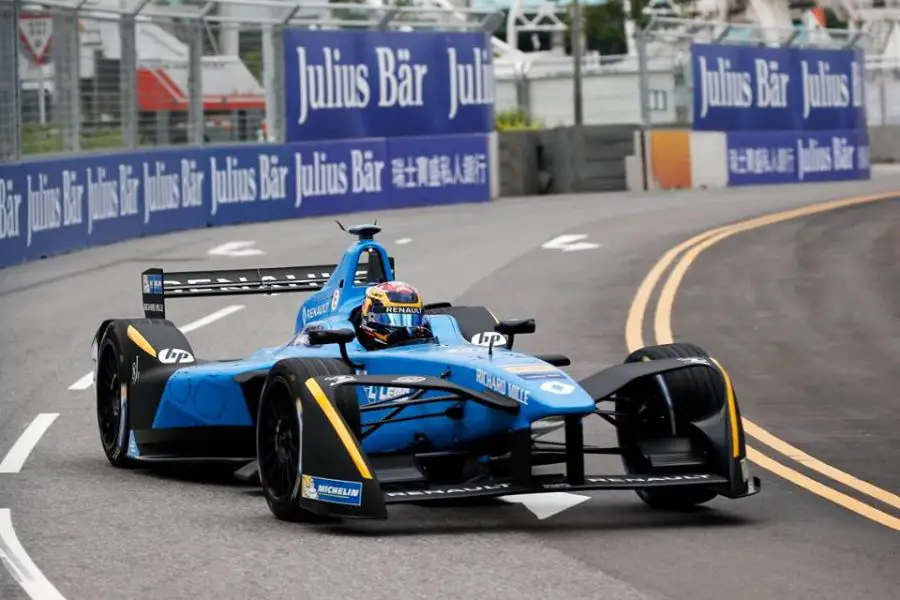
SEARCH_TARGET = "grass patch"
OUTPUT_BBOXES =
[22,123,124,156]
[496,109,544,131]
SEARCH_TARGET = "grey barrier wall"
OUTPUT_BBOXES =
[497,124,900,197]
[498,124,637,196]
[869,126,900,164]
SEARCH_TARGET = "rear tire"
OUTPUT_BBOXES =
[96,328,136,468]
[256,358,360,522]
[616,342,721,510]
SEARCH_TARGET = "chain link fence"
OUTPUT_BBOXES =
[0,0,500,163]
[493,51,680,128]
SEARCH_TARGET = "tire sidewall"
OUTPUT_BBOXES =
[255,358,358,522]
[256,371,302,512]
[97,331,132,465]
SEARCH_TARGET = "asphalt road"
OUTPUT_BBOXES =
[1,173,898,600]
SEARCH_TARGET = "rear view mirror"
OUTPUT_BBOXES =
[306,328,362,370]
[495,319,536,336]
[306,328,356,347]
[492,318,535,351]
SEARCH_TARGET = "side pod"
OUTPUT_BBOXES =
[294,376,387,520]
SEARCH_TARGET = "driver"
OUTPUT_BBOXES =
[357,281,432,350]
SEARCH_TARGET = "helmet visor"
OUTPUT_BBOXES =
[368,311,424,328]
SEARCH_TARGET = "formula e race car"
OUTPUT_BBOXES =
[91,224,759,522]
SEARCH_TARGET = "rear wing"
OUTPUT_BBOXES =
[140,258,394,319]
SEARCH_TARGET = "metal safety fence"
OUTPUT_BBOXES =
[0,0,503,163]
[492,16,895,129]
[2,1,896,164]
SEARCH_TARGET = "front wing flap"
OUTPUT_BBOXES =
[579,356,755,500]
[293,376,386,520]
[577,357,723,401]
[382,472,737,503]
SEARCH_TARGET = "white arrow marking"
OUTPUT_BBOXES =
[395,238,413,245]
[207,241,264,257]
[541,234,600,252]
[499,492,591,519]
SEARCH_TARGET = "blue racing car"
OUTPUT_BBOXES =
[91,224,759,522]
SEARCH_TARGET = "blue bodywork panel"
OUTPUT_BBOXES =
[150,228,597,455]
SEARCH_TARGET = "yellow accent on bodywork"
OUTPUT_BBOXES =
[304,378,373,480]
[126,325,157,358]
[504,364,557,374]
[709,357,741,458]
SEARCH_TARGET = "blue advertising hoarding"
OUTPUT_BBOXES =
[282,29,495,141]
[691,42,866,132]
[725,129,870,186]
[0,135,491,270]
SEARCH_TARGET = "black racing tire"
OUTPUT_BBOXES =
[96,327,136,469]
[616,342,722,510]
[255,358,359,523]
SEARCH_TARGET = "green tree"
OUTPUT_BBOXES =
[583,1,627,54]
[243,49,262,81]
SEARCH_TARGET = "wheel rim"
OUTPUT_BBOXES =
[97,349,122,450]
[258,382,300,502]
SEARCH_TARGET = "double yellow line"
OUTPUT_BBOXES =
[625,191,900,531]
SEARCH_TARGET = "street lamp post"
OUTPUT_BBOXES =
[572,0,583,125]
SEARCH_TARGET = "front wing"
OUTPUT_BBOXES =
[289,361,760,520]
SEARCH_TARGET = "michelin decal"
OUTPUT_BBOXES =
[301,474,363,506]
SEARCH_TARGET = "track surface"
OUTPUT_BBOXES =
[1,173,898,600]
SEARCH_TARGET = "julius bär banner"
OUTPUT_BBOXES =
[725,129,870,185]
[282,29,495,142]
[691,42,866,132]
[0,136,491,269]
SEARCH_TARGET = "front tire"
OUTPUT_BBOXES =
[616,342,722,510]
[256,358,360,522]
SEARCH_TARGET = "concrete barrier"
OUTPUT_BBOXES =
[497,131,545,197]
[869,125,900,164]
[497,125,637,196]
[494,124,897,199]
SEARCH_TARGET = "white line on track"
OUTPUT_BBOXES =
[0,509,67,600]
[177,305,245,333]
[0,414,59,475]
[67,304,246,391]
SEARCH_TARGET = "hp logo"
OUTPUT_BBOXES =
[471,332,507,347]
[157,348,195,364]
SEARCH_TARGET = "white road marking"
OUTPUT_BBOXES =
[67,372,93,392]
[542,234,601,252]
[67,305,245,391]
[395,238,413,245]
[0,509,67,600]
[178,305,245,333]
[0,414,59,475]
[207,241,264,257]
[499,492,591,519]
